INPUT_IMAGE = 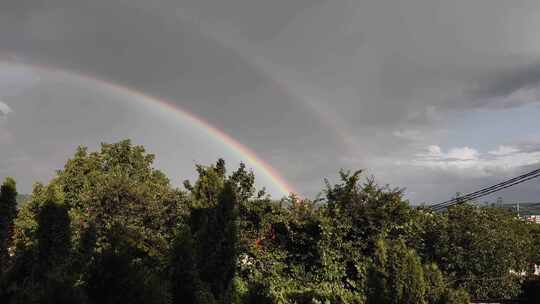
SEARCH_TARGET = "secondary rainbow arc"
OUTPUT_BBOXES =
[0,60,295,196]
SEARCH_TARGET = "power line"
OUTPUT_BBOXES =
[432,172,540,211]
[430,168,540,211]
[431,168,540,210]
[432,174,540,211]
[431,168,540,209]
[432,173,540,211]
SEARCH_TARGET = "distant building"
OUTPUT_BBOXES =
[524,215,540,224]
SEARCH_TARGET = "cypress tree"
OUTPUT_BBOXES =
[0,177,17,269]
[35,185,71,275]
[368,239,427,304]
[382,239,427,304]
[14,184,79,304]
[199,182,237,303]
[173,160,239,304]
[170,225,204,304]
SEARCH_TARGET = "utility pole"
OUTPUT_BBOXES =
[496,197,503,208]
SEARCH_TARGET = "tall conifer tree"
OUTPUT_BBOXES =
[0,177,17,269]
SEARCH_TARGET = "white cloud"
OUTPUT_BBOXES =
[447,147,479,161]
[0,101,13,116]
[488,145,520,156]
[426,145,443,157]
[419,145,478,161]
[414,144,540,173]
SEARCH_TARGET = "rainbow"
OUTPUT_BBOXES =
[0,60,295,196]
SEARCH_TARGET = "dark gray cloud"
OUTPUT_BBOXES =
[472,64,540,99]
[1,0,540,202]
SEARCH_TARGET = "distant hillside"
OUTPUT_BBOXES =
[16,194,31,207]
[493,202,540,216]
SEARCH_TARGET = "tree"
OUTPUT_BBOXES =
[8,141,185,303]
[423,263,448,304]
[177,160,239,304]
[170,224,204,304]
[416,204,534,299]
[322,170,413,294]
[55,140,186,259]
[34,185,82,304]
[324,170,413,256]
[84,224,170,304]
[36,185,71,273]
[367,238,470,304]
[4,184,83,303]
[367,239,427,304]
[3,140,533,303]
[0,177,17,270]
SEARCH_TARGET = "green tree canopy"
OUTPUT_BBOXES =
[414,204,536,299]
[1,140,538,303]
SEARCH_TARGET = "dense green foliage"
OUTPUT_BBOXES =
[0,178,18,269]
[411,204,536,299]
[0,140,538,303]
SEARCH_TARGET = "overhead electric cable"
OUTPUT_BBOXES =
[432,172,540,211]
[430,168,540,211]
[431,168,540,209]
[432,173,540,211]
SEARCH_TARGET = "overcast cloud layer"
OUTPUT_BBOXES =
[1,0,540,203]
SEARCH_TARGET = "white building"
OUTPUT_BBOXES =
[524,215,540,224]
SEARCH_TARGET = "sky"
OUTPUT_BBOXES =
[1,0,540,203]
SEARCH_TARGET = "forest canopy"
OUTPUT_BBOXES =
[0,140,539,304]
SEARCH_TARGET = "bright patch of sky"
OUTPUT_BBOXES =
[440,103,540,152]
[0,64,41,98]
